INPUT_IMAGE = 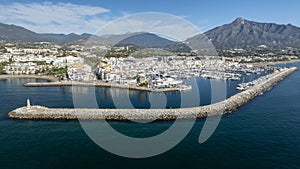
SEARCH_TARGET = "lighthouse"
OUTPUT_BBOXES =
[27,98,31,109]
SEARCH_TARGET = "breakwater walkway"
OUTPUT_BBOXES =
[8,67,297,120]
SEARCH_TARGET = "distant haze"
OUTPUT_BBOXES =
[1,18,300,49]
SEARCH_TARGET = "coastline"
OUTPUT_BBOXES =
[8,67,298,120]
[251,59,300,66]
[24,81,192,92]
[0,75,58,82]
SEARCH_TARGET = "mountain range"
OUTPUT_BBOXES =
[115,32,192,52]
[187,17,300,49]
[0,23,92,44]
[1,18,300,50]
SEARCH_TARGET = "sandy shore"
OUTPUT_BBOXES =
[0,75,58,82]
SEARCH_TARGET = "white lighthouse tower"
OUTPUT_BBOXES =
[26,98,31,109]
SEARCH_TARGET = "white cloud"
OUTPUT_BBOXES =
[97,13,203,41]
[0,2,110,34]
[0,4,202,40]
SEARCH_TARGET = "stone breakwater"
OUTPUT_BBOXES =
[8,67,297,120]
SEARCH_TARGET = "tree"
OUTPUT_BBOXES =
[9,56,13,63]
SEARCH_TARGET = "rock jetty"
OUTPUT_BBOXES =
[8,67,297,120]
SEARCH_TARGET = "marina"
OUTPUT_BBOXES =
[8,67,297,120]
[23,80,192,92]
[94,56,267,84]
[19,56,270,92]
[236,68,286,91]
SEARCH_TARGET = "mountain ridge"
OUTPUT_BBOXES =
[0,23,93,44]
[187,17,300,49]
[1,18,300,50]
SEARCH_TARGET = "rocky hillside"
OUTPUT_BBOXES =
[187,17,300,49]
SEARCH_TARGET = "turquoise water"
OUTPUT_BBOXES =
[0,64,299,169]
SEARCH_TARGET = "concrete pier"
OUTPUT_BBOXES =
[8,67,297,120]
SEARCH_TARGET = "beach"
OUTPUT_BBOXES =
[0,75,58,82]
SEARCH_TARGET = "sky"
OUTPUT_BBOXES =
[0,0,299,36]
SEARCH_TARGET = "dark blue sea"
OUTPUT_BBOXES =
[0,63,299,169]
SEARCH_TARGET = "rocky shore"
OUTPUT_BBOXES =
[8,67,297,120]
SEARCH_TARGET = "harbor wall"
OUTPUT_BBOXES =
[8,67,298,120]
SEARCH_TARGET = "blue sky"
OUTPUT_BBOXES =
[0,0,299,35]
